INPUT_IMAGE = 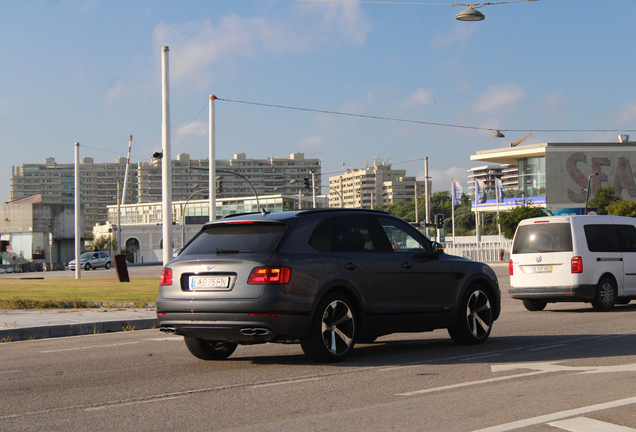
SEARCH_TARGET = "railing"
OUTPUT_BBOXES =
[443,239,513,262]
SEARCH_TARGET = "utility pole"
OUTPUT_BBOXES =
[311,169,316,209]
[74,142,81,280]
[161,46,173,265]
[424,157,431,226]
[209,95,217,220]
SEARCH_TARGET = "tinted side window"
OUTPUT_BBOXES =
[309,219,334,252]
[513,223,573,254]
[616,225,636,253]
[584,225,619,252]
[333,217,386,252]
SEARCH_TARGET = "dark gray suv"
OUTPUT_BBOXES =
[157,209,500,363]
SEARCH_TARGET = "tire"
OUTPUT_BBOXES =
[105,262,111,269]
[84,263,91,270]
[591,277,617,312]
[300,293,357,363]
[184,337,237,360]
[522,299,547,311]
[448,285,494,345]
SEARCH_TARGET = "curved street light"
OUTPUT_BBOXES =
[584,173,599,215]
[181,188,209,248]
[216,169,260,211]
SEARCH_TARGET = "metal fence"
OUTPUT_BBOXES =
[443,239,513,262]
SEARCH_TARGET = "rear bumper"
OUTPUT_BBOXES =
[509,284,597,301]
[156,311,310,343]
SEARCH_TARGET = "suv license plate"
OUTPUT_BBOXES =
[528,265,552,273]
[190,276,230,290]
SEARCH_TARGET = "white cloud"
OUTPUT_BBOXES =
[539,92,564,111]
[404,89,434,108]
[174,120,207,138]
[152,4,370,90]
[431,25,478,48]
[472,84,526,114]
[299,135,326,150]
[616,101,636,124]
[418,166,469,194]
[105,79,131,103]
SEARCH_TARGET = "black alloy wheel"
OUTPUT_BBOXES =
[448,285,494,345]
[301,293,356,363]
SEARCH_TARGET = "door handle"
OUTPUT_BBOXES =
[344,263,357,271]
[401,262,413,269]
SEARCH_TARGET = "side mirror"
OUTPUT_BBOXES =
[432,241,444,255]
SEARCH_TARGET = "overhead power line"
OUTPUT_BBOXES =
[216,97,636,133]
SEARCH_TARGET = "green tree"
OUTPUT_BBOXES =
[589,185,619,215]
[498,206,550,239]
[87,235,117,252]
[606,198,636,217]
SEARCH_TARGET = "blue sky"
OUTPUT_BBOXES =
[3,0,636,203]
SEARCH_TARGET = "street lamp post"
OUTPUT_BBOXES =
[584,172,599,215]
[216,169,260,212]
[181,188,209,247]
[316,185,344,208]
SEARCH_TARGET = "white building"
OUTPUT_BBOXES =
[328,158,427,208]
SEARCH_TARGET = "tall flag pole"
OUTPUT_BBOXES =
[496,178,503,243]
[121,135,132,206]
[451,179,462,244]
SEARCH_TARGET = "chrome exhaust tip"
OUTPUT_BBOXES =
[240,328,270,336]
[160,327,177,334]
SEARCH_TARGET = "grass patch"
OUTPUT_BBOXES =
[0,278,158,309]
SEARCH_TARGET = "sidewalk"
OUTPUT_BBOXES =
[0,307,158,342]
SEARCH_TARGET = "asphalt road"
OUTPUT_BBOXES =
[2,266,636,431]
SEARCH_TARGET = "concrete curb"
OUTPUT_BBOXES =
[0,318,158,342]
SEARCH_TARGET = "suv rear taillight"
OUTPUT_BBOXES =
[571,257,583,274]
[160,268,173,285]
[248,267,291,285]
[509,259,513,276]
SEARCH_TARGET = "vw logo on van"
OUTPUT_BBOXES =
[535,255,542,263]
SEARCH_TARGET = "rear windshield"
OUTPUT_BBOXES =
[513,222,573,254]
[181,222,288,256]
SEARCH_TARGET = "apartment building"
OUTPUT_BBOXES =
[10,152,321,228]
[328,158,427,208]
[10,157,136,228]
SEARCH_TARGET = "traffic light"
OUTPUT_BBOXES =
[435,213,444,229]
[216,177,223,194]
[303,177,310,190]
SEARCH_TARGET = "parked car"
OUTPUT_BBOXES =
[509,215,636,312]
[157,209,501,363]
[68,251,111,270]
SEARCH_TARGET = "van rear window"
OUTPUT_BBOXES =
[182,222,288,255]
[513,223,573,254]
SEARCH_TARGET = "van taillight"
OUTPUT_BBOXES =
[509,259,514,276]
[248,267,291,285]
[571,257,583,274]
[160,268,173,285]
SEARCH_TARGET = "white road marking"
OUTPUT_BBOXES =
[84,396,186,411]
[250,377,322,388]
[471,396,636,432]
[41,341,145,352]
[395,371,549,396]
[548,417,636,431]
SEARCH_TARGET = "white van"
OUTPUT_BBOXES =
[509,215,636,312]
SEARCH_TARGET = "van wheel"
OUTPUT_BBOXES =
[591,277,617,312]
[522,299,547,311]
